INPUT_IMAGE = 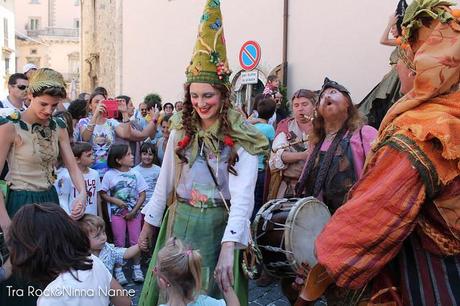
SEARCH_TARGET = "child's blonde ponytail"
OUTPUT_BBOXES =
[157,237,203,302]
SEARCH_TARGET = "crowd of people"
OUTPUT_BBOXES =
[0,0,460,305]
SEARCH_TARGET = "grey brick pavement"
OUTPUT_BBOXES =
[126,265,290,306]
[248,280,290,306]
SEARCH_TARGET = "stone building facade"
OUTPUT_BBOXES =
[15,0,81,96]
[81,1,437,106]
[0,0,15,92]
[80,0,122,97]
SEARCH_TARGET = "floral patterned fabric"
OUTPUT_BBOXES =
[76,117,120,178]
[378,14,460,180]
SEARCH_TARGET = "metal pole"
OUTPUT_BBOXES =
[282,0,289,85]
[246,84,253,114]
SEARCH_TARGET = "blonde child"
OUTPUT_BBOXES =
[100,144,148,284]
[154,237,239,306]
[79,214,141,284]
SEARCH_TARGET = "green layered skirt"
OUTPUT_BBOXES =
[5,187,59,216]
[0,187,59,306]
[139,201,248,306]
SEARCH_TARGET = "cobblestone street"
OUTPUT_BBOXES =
[126,264,289,306]
[248,281,289,306]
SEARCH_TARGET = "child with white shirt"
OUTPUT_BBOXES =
[133,142,161,206]
[101,144,148,285]
[55,141,101,216]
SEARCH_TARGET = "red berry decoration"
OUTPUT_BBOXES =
[178,135,191,149]
[223,135,234,147]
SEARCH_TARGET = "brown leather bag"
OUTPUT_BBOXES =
[267,170,282,201]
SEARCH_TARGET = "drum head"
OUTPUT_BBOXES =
[284,197,330,269]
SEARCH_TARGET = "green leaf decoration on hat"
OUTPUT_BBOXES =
[402,0,456,42]
[28,68,66,95]
[201,12,210,23]
[186,0,231,85]
[209,0,220,8]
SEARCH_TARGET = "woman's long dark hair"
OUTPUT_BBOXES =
[8,204,92,286]
[176,83,239,175]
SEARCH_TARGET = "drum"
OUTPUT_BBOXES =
[253,197,331,278]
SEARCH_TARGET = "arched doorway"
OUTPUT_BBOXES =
[231,69,267,114]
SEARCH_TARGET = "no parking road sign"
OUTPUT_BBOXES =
[239,40,261,71]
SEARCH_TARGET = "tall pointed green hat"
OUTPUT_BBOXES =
[186,0,231,85]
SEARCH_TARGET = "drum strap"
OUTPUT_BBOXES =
[296,126,348,197]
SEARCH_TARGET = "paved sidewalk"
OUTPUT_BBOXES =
[128,271,290,305]
[248,280,290,306]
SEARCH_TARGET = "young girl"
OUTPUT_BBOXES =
[155,237,239,306]
[155,115,171,165]
[134,142,161,206]
[7,204,130,306]
[101,144,148,285]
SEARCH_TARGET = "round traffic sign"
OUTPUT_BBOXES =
[239,41,261,71]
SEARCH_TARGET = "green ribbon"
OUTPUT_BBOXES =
[170,108,269,167]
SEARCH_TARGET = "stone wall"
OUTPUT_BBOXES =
[80,0,123,97]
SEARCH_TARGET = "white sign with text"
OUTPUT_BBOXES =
[241,70,258,85]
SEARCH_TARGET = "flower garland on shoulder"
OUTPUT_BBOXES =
[177,134,235,150]
[223,135,234,147]
[177,135,191,150]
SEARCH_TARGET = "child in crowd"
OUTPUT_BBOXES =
[101,144,148,284]
[163,102,174,117]
[247,93,265,120]
[79,214,141,282]
[263,75,280,96]
[155,237,239,306]
[133,142,161,206]
[155,115,171,164]
[8,204,130,306]
[55,141,101,216]
[262,76,283,127]
[252,97,276,219]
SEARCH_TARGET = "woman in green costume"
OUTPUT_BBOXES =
[358,0,408,129]
[0,68,87,306]
[138,1,268,305]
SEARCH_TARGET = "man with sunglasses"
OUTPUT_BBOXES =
[0,73,28,115]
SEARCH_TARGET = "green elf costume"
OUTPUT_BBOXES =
[138,0,269,305]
